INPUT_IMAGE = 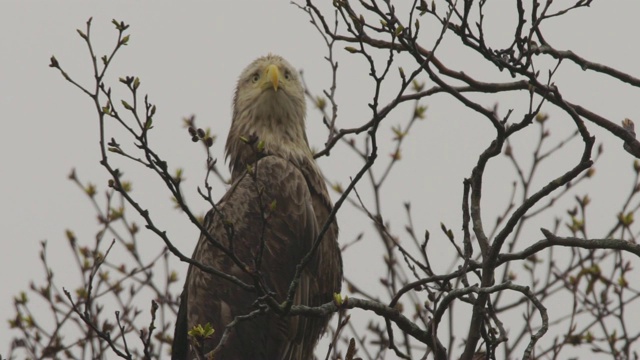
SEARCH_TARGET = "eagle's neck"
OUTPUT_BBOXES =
[225,88,333,210]
[225,116,335,212]
[225,112,315,181]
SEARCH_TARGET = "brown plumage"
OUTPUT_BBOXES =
[172,54,342,360]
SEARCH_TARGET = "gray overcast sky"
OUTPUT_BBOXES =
[2,2,640,358]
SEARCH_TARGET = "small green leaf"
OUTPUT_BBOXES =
[584,331,594,343]
[392,125,406,140]
[15,292,28,305]
[394,25,404,37]
[168,271,178,283]
[412,80,424,92]
[619,212,634,227]
[121,100,133,110]
[65,229,76,244]
[76,287,88,299]
[85,183,96,197]
[618,276,628,288]
[535,112,549,123]
[120,181,132,192]
[188,323,215,338]
[568,216,584,232]
[333,292,343,306]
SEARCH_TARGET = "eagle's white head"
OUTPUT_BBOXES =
[226,54,313,178]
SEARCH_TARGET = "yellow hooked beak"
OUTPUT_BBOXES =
[265,64,280,92]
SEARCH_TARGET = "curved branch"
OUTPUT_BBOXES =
[498,229,640,263]
[290,297,447,360]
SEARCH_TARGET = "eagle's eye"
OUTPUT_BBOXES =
[284,71,291,80]
[251,73,260,83]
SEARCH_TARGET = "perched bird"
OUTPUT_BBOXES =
[172,54,342,360]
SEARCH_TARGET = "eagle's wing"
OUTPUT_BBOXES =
[172,289,189,359]
[172,155,318,359]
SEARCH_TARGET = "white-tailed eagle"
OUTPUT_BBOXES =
[172,54,342,359]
